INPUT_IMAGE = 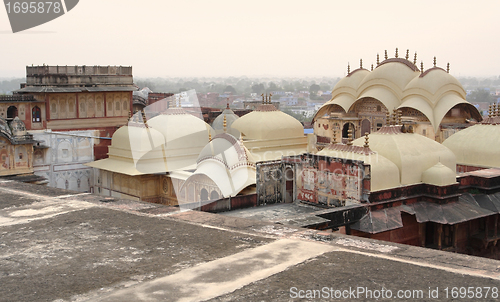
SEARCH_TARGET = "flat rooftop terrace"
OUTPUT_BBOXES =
[1,180,499,301]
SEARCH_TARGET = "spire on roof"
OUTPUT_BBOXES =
[405,49,409,60]
[363,132,369,148]
[420,61,424,74]
[447,63,450,73]
[395,48,399,58]
[385,50,388,60]
[371,64,373,71]
[347,63,350,74]
[360,58,363,69]
[347,126,353,145]
[376,53,380,66]
[433,56,437,67]
[223,114,227,133]
[414,52,417,65]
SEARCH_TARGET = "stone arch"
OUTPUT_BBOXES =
[7,106,17,120]
[361,119,371,135]
[342,122,355,139]
[210,190,219,200]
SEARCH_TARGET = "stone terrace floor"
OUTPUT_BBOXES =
[1,180,500,301]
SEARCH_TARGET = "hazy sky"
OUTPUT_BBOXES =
[1,0,499,78]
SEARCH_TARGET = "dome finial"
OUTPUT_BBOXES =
[371,64,373,71]
[384,50,388,60]
[141,109,148,127]
[433,56,437,67]
[420,61,424,74]
[226,98,230,109]
[347,126,353,145]
[446,63,450,73]
[347,63,350,74]
[268,93,272,104]
[395,48,399,58]
[405,49,409,60]
[363,132,369,148]
[208,128,212,141]
[376,53,380,66]
[360,58,363,69]
[223,114,227,133]
[414,52,417,65]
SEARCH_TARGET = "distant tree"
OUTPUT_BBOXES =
[224,85,237,95]
[309,84,321,96]
[267,82,279,92]
[251,83,265,94]
[467,88,496,104]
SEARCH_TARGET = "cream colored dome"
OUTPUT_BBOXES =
[231,105,304,140]
[109,125,166,159]
[212,108,240,137]
[317,144,400,191]
[404,67,465,99]
[352,126,456,185]
[147,109,214,150]
[421,162,457,186]
[443,124,500,168]
[331,69,370,99]
[314,55,481,132]
[358,59,420,93]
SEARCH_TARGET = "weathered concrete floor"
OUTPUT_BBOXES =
[1,180,500,302]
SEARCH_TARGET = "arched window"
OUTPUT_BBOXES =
[32,106,41,122]
[210,191,219,200]
[200,188,208,201]
[7,106,17,120]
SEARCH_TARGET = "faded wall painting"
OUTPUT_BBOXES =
[295,154,369,207]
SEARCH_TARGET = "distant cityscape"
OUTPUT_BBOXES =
[2,75,500,123]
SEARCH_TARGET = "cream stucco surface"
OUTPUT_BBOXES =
[443,124,500,168]
[352,127,456,186]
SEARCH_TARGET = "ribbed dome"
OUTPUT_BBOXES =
[352,126,456,185]
[404,67,466,102]
[443,124,500,168]
[421,162,457,186]
[359,60,420,92]
[231,105,304,140]
[318,144,400,191]
[331,69,370,99]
